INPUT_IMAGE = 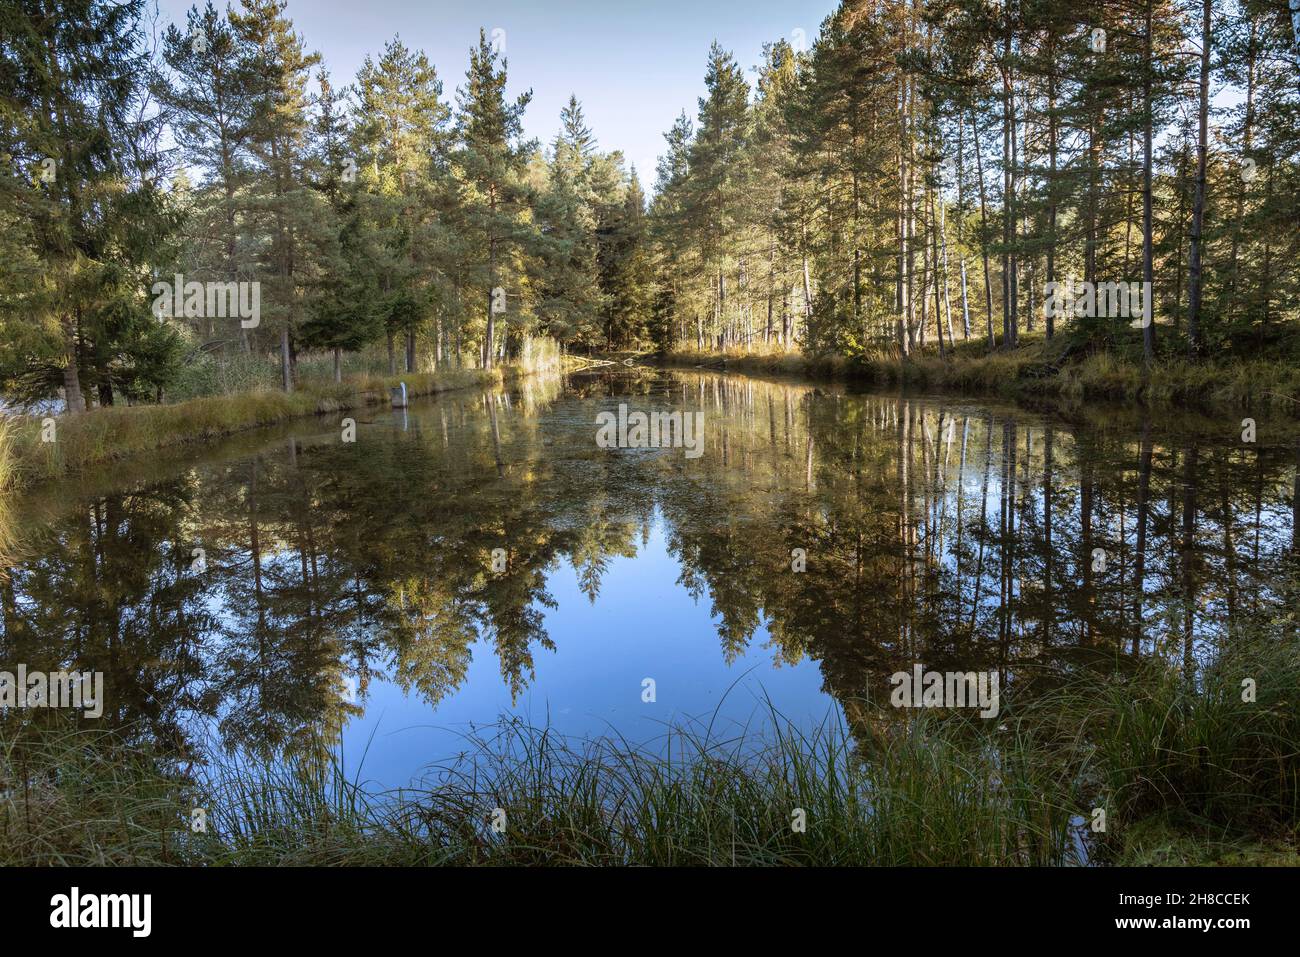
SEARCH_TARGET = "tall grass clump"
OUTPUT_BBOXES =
[1064,637,1300,856]
[664,344,850,380]
[4,641,1297,867]
[0,414,16,492]
[167,349,282,401]
[0,416,18,572]
[0,707,1081,867]
[0,722,195,866]
[175,710,1082,866]
[659,338,1300,416]
[517,335,562,375]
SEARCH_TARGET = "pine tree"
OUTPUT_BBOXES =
[230,0,321,391]
[602,167,653,347]
[683,43,751,350]
[453,29,534,368]
[300,72,380,380]
[648,111,696,349]
[534,96,603,346]
[354,36,452,373]
[155,1,261,351]
[0,0,177,411]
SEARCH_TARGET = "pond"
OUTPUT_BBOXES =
[3,368,1298,791]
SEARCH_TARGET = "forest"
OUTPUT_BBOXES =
[5,0,1300,874]
[3,0,1297,417]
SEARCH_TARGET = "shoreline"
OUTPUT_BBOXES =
[0,366,531,494]
[4,636,1296,867]
[657,343,1300,419]
[8,345,1300,497]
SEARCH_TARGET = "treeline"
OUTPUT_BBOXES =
[2,0,1298,413]
[0,0,651,410]
[652,0,1300,361]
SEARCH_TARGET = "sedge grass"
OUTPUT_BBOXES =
[3,637,1296,867]
[0,337,563,492]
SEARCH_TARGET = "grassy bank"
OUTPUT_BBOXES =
[0,338,564,493]
[663,337,1300,417]
[3,636,1296,866]
[0,366,519,493]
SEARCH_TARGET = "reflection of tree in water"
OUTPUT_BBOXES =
[658,375,1300,730]
[0,483,217,755]
[3,372,1299,760]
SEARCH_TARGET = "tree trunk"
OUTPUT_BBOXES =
[954,130,971,340]
[61,317,86,414]
[1001,32,1018,349]
[1046,50,1058,340]
[801,220,814,328]
[930,180,945,356]
[485,190,497,370]
[1225,21,1256,321]
[970,111,995,350]
[939,173,955,346]
[280,326,293,393]
[1186,0,1210,357]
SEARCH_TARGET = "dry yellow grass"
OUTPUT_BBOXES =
[662,341,1300,416]
[0,366,515,492]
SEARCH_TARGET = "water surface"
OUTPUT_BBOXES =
[4,369,1298,788]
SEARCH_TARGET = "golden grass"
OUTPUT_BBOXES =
[662,340,1300,416]
[0,366,512,492]
[0,415,14,492]
[665,345,852,379]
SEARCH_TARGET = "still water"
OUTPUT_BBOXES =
[3,369,1298,788]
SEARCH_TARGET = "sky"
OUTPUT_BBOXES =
[340,513,834,789]
[153,0,840,185]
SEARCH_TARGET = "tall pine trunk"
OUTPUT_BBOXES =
[970,111,995,350]
[1186,0,1211,357]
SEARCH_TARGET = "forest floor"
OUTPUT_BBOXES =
[0,365,527,494]
[660,331,1300,419]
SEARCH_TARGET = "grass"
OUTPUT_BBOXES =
[0,415,14,492]
[1078,643,1300,840]
[0,369,497,491]
[0,711,1078,867]
[0,338,564,493]
[662,334,1300,417]
[3,635,1297,866]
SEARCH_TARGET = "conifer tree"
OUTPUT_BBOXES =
[230,0,321,391]
[453,29,534,368]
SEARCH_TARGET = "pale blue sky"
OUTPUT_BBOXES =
[153,0,839,184]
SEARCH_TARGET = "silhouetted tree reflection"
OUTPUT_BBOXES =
[3,372,1298,761]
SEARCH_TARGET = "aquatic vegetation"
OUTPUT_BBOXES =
[4,638,1296,867]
